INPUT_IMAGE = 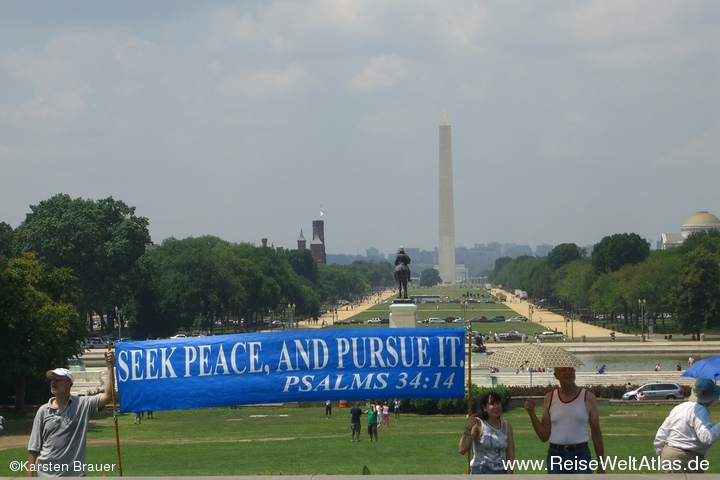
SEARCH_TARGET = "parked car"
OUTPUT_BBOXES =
[622,382,684,401]
[169,334,187,339]
[349,318,363,324]
[367,317,382,324]
[84,337,109,348]
[333,319,350,325]
[536,330,565,340]
[379,318,389,324]
[427,317,445,324]
[490,315,506,322]
[506,316,528,323]
[452,318,465,323]
[498,331,524,341]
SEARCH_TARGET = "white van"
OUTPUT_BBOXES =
[622,382,683,401]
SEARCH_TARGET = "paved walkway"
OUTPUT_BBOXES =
[313,289,396,326]
[492,288,636,340]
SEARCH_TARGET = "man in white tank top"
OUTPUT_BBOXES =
[523,367,605,474]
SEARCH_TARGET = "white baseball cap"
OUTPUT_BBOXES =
[46,368,74,384]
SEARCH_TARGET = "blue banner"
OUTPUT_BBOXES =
[115,328,465,412]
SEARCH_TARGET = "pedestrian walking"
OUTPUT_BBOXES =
[350,403,362,442]
[366,403,378,442]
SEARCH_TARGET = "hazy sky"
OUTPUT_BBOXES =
[1,1,718,256]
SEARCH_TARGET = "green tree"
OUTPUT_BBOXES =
[347,260,393,289]
[0,253,84,412]
[234,243,321,321]
[677,229,720,256]
[0,221,14,258]
[524,261,553,300]
[123,253,169,339]
[14,194,151,332]
[670,248,720,336]
[316,264,369,305]
[148,237,264,335]
[493,254,552,300]
[488,256,512,283]
[283,249,319,283]
[556,261,593,311]
[547,243,583,270]
[591,233,650,276]
[419,268,442,287]
[590,271,625,320]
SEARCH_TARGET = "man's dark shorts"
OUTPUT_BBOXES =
[367,422,377,435]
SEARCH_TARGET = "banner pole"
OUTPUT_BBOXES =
[108,345,123,476]
[466,330,472,474]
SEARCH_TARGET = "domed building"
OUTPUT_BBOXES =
[661,211,720,249]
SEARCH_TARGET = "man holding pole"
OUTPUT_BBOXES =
[27,351,116,477]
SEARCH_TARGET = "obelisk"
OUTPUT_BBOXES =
[438,111,456,284]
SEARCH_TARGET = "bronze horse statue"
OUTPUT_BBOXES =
[394,247,411,299]
[394,263,410,299]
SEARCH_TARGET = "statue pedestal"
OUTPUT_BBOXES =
[389,300,418,328]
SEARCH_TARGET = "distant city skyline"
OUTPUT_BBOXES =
[324,209,720,277]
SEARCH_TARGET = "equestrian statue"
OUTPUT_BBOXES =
[394,247,411,299]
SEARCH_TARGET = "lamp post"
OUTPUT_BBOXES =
[288,303,295,329]
[115,306,122,341]
[638,299,646,342]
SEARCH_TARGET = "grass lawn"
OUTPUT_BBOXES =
[2,402,719,475]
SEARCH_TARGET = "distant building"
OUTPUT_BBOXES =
[310,220,326,264]
[297,230,307,250]
[661,211,720,250]
[534,243,554,257]
[504,244,532,258]
[365,246,387,262]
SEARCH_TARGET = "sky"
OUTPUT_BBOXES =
[1,1,718,256]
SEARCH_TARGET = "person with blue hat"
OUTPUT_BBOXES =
[654,378,720,473]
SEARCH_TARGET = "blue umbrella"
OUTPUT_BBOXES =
[682,355,720,381]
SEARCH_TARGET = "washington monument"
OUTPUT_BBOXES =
[438,111,456,284]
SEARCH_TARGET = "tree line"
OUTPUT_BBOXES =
[0,194,393,411]
[490,231,720,337]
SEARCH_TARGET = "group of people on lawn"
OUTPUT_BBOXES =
[458,366,720,474]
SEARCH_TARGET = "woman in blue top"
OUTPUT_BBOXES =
[459,390,515,474]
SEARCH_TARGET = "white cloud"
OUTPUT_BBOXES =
[563,111,586,125]
[347,55,412,92]
[219,62,314,100]
[207,8,267,49]
[658,130,720,169]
